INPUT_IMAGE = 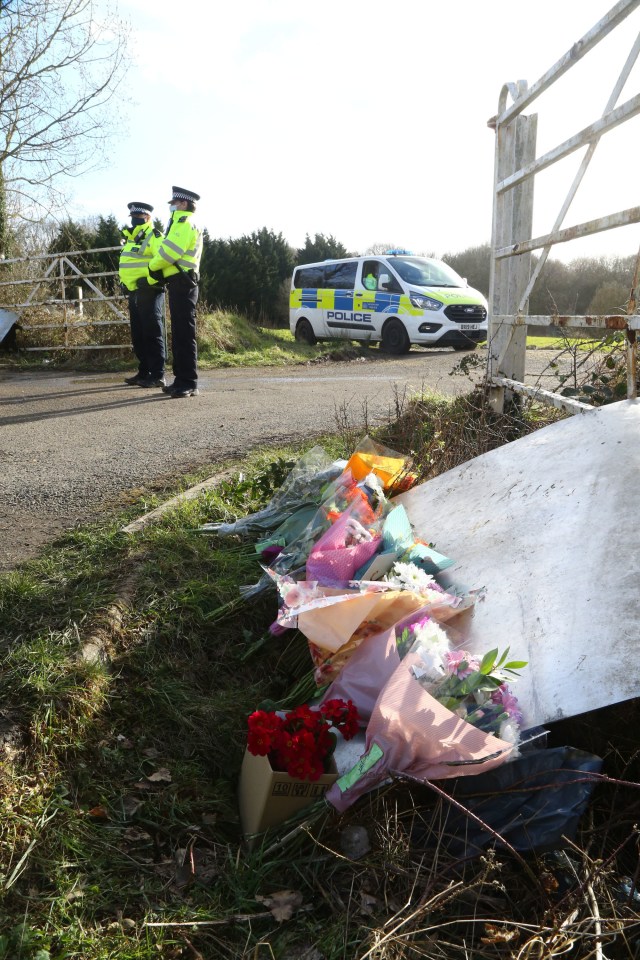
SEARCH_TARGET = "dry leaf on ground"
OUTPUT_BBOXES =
[121,795,144,818]
[255,889,304,922]
[145,767,172,783]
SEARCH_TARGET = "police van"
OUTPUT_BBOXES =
[289,253,488,353]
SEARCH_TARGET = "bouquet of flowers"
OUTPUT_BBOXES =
[384,561,450,603]
[399,616,527,746]
[429,648,525,743]
[396,614,452,665]
[247,698,360,782]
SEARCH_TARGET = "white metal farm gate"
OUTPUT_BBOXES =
[0,246,131,351]
[488,0,640,414]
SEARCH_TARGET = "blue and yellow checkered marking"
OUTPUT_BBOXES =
[333,292,354,310]
[300,288,321,308]
[291,288,413,316]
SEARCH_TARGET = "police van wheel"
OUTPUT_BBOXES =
[381,319,410,355]
[295,319,317,346]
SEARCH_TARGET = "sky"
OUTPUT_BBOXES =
[69,0,640,263]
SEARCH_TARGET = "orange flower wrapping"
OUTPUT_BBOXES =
[345,452,409,490]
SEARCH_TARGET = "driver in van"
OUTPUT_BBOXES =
[363,266,378,290]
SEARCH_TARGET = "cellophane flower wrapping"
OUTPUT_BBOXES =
[378,504,455,576]
[306,501,383,587]
[210,435,537,824]
[343,435,416,493]
[404,620,526,747]
[240,464,391,598]
[253,439,414,594]
[298,588,428,687]
[319,602,439,722]
[199,445,344,537]
[424,651,524,746]
[326,646,517,813]
[324,616,527,813]
[269,557,475,688]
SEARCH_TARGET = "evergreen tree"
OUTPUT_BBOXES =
[92,214,122,291]
[296,233,349,264]
[47,218,97,299]
[48,219,94,256]
[199,228,294,321]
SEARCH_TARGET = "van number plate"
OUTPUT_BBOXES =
[459,324,478,331]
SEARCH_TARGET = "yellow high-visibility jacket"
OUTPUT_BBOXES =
[118,222,161,292]
[147,210,203,285]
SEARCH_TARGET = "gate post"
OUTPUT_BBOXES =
[488,85,537,413]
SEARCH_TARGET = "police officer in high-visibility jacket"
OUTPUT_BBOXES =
[139,186,203,399]
[119,202,165,387]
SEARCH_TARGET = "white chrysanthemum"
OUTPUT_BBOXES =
[391,561,435,590]
[411,619,450,680]
[385,562,447,603]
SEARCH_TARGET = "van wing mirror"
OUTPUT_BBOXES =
[379,272,391,289]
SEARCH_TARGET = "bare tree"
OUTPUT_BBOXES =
[0,0,130,246]
[365,242,404,256]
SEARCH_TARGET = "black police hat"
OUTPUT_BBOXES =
[127,202,154,214]
[169,186,201,203]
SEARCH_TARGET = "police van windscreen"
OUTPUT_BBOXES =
[388,257,465,288]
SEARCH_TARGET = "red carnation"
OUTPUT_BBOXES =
[247,698,360,782]
[247,709,283,756]
[287,704,323,732]
[320,698,360,739]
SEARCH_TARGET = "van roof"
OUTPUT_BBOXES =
[294,254,432,269]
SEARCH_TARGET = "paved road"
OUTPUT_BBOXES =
[0,348,562,569]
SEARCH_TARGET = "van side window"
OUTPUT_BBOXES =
[325,261,357,290]
[362,260,379,291]
[294,266,325,288]
[362,260,402,293]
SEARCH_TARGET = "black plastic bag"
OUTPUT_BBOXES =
[412,746,602,856]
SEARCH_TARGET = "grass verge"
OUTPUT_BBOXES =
[1,393,639,959]
[197,312,376,367]
[2,310,382,373]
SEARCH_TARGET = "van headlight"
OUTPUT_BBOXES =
[409,292,442,311]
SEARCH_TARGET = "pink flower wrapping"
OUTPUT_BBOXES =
[306,504,382,586]
[326,650,515,813]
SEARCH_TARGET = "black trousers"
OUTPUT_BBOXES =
[167,276,199,390]
[134,287,166,379]
[127,292,147,376]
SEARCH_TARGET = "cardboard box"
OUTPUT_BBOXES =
[239,748,338,842]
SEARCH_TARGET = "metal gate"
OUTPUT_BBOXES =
[0,246,131,351]
[488,0,640,414]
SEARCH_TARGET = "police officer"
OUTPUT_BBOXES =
[140,186,203,399]
[119,202,166,387]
